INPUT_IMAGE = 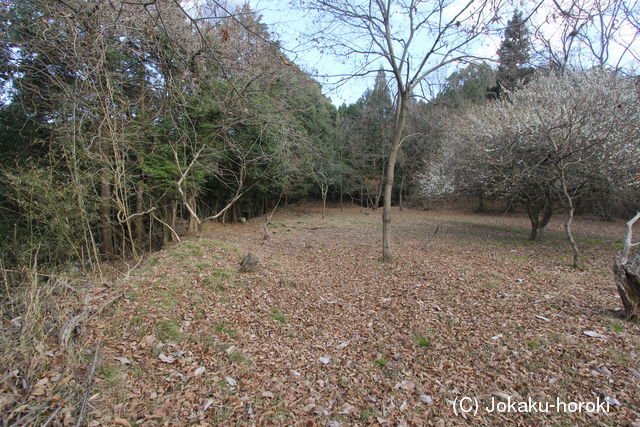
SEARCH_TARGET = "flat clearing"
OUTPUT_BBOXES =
[89,205,640,425]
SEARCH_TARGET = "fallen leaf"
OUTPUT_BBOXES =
[114,357,132,365]
[158,354,175,363]
[338,403,357,415]
[395,380,416,393]
[203,399,215,411]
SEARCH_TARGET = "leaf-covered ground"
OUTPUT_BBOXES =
[87,205,639,425]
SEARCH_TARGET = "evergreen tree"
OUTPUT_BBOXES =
[367,69,393,119]
[438,62,496,108]
[489,11,533,98]
[339,70,394,208]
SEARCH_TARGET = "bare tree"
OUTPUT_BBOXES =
[301,0,505,261]
[531,0,640,71]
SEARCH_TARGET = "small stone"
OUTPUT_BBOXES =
[583,330,607,339]
[593,365,612,377]
[395,380,415,393]
[602,392,621,406]
[419,395,434,404]
[239,253,259,273]
[319,356,331,365]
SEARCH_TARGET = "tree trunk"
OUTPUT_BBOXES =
[321,183,328,219]
[232,202,238,223]
[162,201,171,245]
[135,178,144,246]
[476,191,485,213]
[613,255,640,319]
[100,179,113,257]
[262,217,270,240]
[340,178,344,212]
[170,199,178,242]
[526,199,553,241]
[374,179,383,209]
[560,170,579,267]
[565,205,579,267]
[187,192,199,235]
[613,213,640,319]
[382,95,408,262]
[399,175,405,211]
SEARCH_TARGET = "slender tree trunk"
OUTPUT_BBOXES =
[374,178,383,209]
[162,201,170,245]
[187,192,199,235]
[170,199,178,242]
[382,97,407,262]
[476,191,485,213]
[340,178,344,212]
[321,183,328,219]
[565,205,579,267]
[135,178,144,246]
[399,175,405,211]
[232,203,238,223]
[100,178,113,256]
[560,169,580,267]
[263,216,270,240]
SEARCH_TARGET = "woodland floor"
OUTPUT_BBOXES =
[83,205,638,424]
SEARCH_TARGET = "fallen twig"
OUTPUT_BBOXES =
[76,338,101,427]
[42,406,62,427]
[59,294,122,348]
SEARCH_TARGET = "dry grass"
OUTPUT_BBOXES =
[0,265,97,425]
